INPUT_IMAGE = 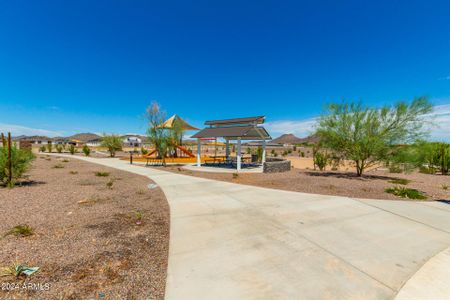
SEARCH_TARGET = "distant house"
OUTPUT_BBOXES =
[122,136,142,147]
[86,137,103,147]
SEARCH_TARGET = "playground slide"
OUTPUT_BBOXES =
[176,145,195,158]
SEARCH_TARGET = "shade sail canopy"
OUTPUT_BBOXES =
[205,116,265,126]
[191,125,271,140]
[159,114,199,130]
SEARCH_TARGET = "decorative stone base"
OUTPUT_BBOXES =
[263,158,291,173]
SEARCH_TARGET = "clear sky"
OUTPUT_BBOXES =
[1,0,450,139]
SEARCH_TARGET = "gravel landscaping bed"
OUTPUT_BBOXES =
[161,165,449,201]
[0,155,169,300]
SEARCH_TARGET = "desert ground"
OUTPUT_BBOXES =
[0,155,169,300]
[161,164,449,201]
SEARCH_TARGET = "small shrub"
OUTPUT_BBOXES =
[136,189,146,195]
[141,147,148,155]
[53,163,64,169]
[388,179,411,185]
[135,210,143,225]
[0,145,35,187]
[106,178,114,189]
[314,152,328,171]
[69,171,78,175]
[82,145,91,156]
[2,224,34,238]
[300,151,305,157]
[68,144,76,155]
[46,143,52,153]
[419,166,436,174]
[385,186,427,200]
[388,165,403,173]
[293,146,297,152]
[442,184,449,190]
[287,149,292,154]
[56,145,63,153]
[39,145,46,152]
[62,159,69,163]
[95,171,110,177]
[232,173,239,179]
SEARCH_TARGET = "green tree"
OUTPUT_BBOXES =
[316,97,433,176]
[0,144,35,188]
[145,102,173,166]
[101,135,123,157]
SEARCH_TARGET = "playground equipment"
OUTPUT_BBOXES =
[141,114,198,164]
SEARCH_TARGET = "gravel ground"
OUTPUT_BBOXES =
[0,155,169,300]
[161,165,450,201]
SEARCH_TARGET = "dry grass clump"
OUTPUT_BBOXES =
[95,171,110,177]
[388,178,411,185]
[69,171,78,175]
[53,163,64,169]
[2,224,34,238]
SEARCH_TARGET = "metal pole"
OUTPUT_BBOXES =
[8,132,12,186]
[237,138,241,172]
[130,152,133,164]
[197,139,201,167]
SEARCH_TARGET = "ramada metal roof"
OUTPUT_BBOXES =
[204,116,265,126]
[191,125,271,140]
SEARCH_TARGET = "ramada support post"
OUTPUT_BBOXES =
[262,139,266,163]
[196,138,201,167]
[225,139,229,159]
[237,137,241,171]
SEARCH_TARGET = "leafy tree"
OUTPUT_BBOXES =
[101,135,123,157]
[82,145,91,156]
[316,97,433,176]
[145,102,184,165]
[0,145,35,187]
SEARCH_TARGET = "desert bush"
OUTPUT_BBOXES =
[442,184,448,190]
[288,149,292,154]
[256,146,263,162]
[95,171,110,177]
[313,152,329,171]
[388,179,411,185]
[141,147,148,155]
[101,135,123,157]
[0,145,35,187]
[55,145,63,153]
[293,145,297,151]
[82,145,91,156]
[53,163,64,169]
[39,145,46,152]
[106,178,114,189]
[46,143,52,153]
[299,151,305,157]
[68,144,76,155]
[69,171,78,175]
[62,159,69,163]
[385,186,426,199]
[232,173,239,179]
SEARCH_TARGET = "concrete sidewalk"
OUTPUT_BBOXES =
[51,155,450,299]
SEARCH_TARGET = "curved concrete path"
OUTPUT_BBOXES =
[51,155,450,299]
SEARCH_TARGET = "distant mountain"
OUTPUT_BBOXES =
[272,133,319,145]
[271,134,303,145]
[67,133,101,142]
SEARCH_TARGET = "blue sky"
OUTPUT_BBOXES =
[1,0,450,139]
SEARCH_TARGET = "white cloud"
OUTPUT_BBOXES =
[427,104,450,141]
[0,123,63,137]
[265,118,317,138]
[266,104,450,141]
